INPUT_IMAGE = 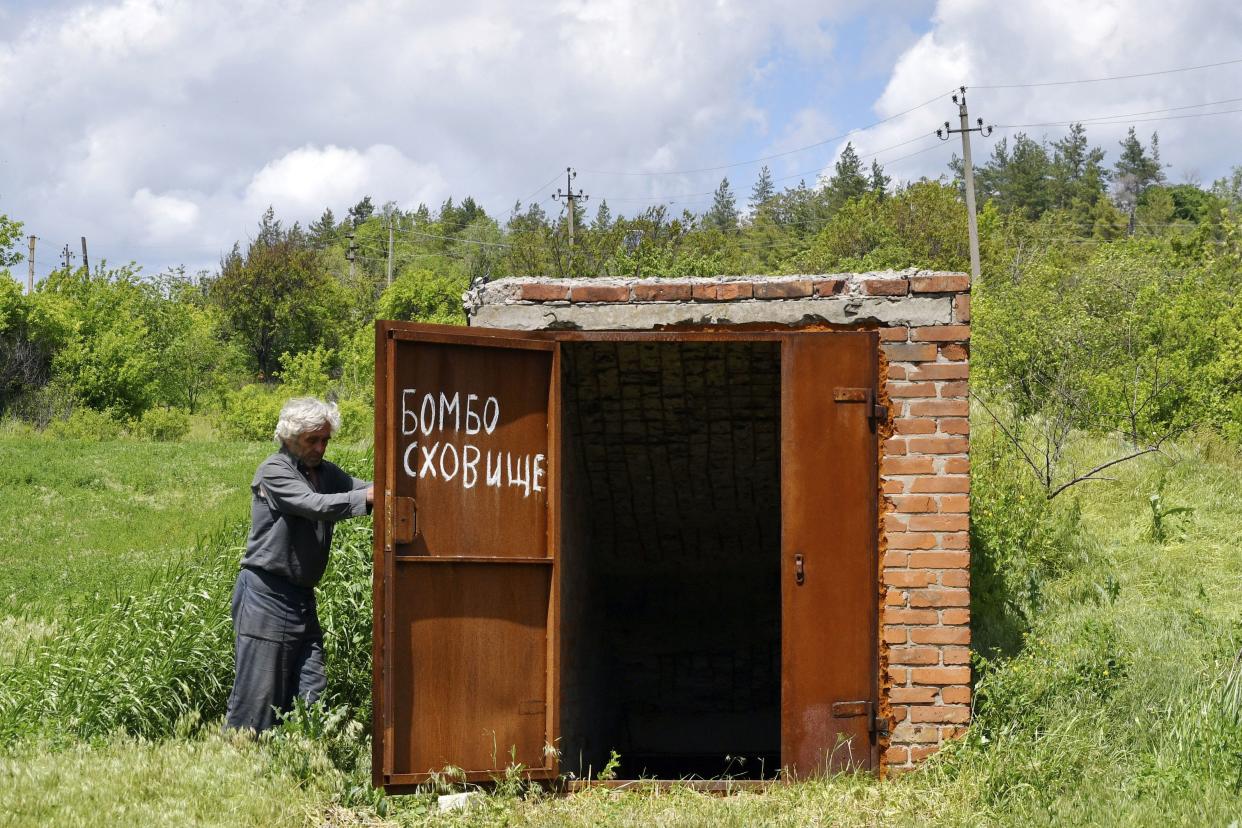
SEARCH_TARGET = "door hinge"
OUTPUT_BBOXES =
[833,387,889,431]
[385,494,417,549]
[832,700,888,740]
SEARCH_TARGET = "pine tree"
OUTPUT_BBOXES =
[593,199,613,231]
[750,166,775,213]
[1050,123,1108,210]
[308,208,337,248]
[348,196,374,226]
[1113,128,1165,216]
[706,177,738,231]
[869,160,891,199]
[828,142,868,206]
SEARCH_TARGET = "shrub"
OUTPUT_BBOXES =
[134,407,191,442]
[47,407,124,440]
[216,385,284,441]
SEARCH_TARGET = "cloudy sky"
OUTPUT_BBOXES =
[2,0,1240,280]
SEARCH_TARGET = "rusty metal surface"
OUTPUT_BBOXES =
[373,321,559,789]
[781,331,879,776]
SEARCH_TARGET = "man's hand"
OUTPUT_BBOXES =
[365,485,375,505]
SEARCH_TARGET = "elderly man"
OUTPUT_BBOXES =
[224,396,373,732]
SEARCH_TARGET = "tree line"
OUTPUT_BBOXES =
[0,121,1239,446]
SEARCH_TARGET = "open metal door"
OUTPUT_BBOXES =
[373,321,560,791]
[781,331,880,777]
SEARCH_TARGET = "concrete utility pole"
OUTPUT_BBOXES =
[553,167,589,249]
[386,216,395,287]
[80,237,89,274]
[937,87,993,281]
[345,232,357,283]
[27,235,36,294]
[60,244,74,271]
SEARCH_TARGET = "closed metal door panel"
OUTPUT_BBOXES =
[373,321,560,790]
[781,331,879,776]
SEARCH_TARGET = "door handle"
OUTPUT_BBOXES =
[795,553,805,585]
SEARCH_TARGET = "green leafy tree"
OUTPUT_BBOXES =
[210,209,347,378]
[377,268,467,324]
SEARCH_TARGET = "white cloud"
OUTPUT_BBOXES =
[849,0,1242,188]
[132,188,199,243]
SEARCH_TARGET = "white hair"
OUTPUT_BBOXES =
[274,397,341,443]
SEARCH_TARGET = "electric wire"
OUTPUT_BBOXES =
[972,56,1242,89]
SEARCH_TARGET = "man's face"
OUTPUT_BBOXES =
[289,425,332,467]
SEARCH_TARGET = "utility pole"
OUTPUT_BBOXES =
[937,86,993,281]
[552,167,589,249]
[60,244,74,271]
[345,232,357,282]
[386,215,395,287]
[80,237,90,274]
[27,235,36,294]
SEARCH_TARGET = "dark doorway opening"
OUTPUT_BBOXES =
[559,340,782,780]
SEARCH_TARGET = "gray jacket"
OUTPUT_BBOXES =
[240,447,371,588]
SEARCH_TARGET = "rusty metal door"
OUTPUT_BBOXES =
[373,321,560,791]
[781,331,880,776]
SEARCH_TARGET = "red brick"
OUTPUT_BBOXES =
[940,495,970,513]
[888,381,936,398]
[716,282,754,300]
[882,550,909,567]
[633,282,691,301]
[890,686,938,704]
[754,280,811,299]
[909,705,971,723]
[891,646,941,665]
[864,278,909,296]
[884,745,910,765]
[941,685,972,704]
[942,457,971,474]
[887,364,908,380]
[909,588,970,608]
[813,278,846,296]
[888,532,937,550]
[894,417,936,435]
[691,284,718,301]
[884,437,907,455]
[885,569,935,588]
[941,532,971,549]
[891,722,940,743]
[911,666,971,685]
[889,495,936,513]
[885,587,907,607]
[909,551,969,568]
[943,646,972,664]
[883,343,938,362]
[909,399,970,417]
[883,456,935,475]
[912,325,971,342]
[884,626,910,644]
[886,608,939,625]
[911,626,971,645]
[954,294,971,323]
[940,343,969,361]
[910,477,970,495]
[889,666,910,683]
[940,608,970,625]
[908,436,969,455]
[569,285,628,302]
[884,513,909,532]
[911,363,970,380]
[911,274,970,293]
[882,478,905,494]
[939,380,970,398]
[908,514,969,532]
[879,325,909,342]
[939,569,971,588]
[940,418,970,435]
[521,283,569,301]
[910,745,941,761]
[941,725,969,740]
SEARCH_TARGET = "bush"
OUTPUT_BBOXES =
[47,407,124,440]
[134,407,191,442]
[216,385,284,442]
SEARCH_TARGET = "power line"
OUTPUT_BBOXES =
[582,87,957,177]
[973,56,1242,89]
[996,105,1242,130]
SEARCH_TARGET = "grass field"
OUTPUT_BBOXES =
[2,430,1241,826]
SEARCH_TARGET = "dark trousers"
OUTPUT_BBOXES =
[224,567,326,732]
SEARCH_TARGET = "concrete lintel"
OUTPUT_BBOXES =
[471,296,951,331]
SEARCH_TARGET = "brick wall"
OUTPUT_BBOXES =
[467,270,971,773]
